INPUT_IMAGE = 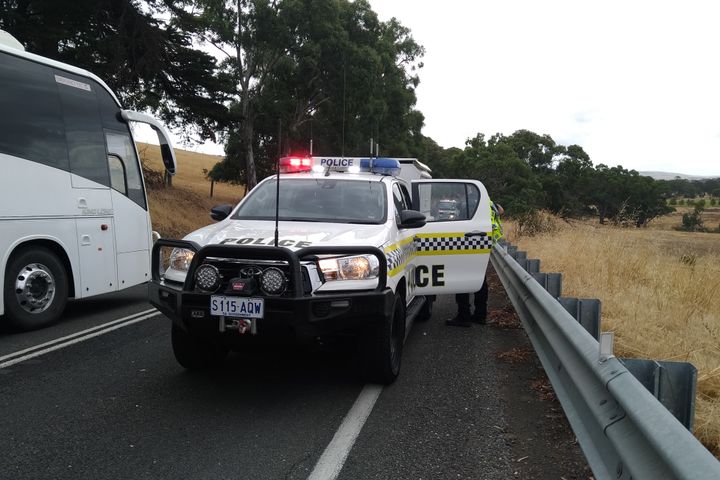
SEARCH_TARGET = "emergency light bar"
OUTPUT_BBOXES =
[359,158,401,176]
[310,156,402,176]
[279,156,312,173]
[279,155,403,176]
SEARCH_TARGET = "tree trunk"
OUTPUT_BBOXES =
[242,120,257,190]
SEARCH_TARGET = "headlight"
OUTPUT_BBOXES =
[169,248,195,272]
[318,255,380,281]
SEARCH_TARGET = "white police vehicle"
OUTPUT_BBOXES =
[149,156,492,383]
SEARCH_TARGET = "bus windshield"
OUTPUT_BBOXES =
[233,179,387,224]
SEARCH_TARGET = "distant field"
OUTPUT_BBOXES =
[507,216,720,457]
[649,204,720,234]
[137,142,246,238]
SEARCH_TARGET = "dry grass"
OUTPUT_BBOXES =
[506,217,720,456]
[138,142,246,202]
[649,205,720,233]
[138,142,246,238]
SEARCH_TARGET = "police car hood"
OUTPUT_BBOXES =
[184,219,391,251]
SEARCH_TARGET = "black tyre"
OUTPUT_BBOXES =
[171,324,228,370]
[3,247,68,331]
[415,295,434,322]
[361,294,405,384]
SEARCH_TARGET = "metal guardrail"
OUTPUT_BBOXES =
[490,243,720,480]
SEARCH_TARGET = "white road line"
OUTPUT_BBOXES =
[0,308,157,363]
[307,384,383,480]
[0,310,161,369]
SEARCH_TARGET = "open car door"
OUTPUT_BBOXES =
[410,179,493,295]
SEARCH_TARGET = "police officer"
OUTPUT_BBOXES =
[446,202,503,327]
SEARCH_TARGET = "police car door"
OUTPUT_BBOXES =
[410,180,492,294]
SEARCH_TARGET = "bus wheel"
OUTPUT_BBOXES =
[3,247,68,331]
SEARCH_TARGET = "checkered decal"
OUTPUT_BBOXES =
[415,234,492,252]
[385,240,415,274]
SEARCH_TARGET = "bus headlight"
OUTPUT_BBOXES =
[318,255,380,281]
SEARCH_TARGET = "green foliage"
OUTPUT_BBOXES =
[679,205,705,232]
[711,198,718,206]
[678,199,686,205]
[659,177,720,201]
[193,0,425,188]
[669,198,677,205]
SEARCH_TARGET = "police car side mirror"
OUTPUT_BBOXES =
[398,210,426,229]
[210,204,233,221]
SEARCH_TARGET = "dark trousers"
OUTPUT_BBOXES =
[456,278,489,317]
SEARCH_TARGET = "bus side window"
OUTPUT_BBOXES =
[108,154,127,195]
[0,53,68,170]
[54,69,108,186]
[105,131,146,209]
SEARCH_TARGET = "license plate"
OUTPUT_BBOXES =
[210,296,264,318]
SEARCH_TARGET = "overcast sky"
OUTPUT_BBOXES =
[368,0,720,176]
[145,0,720,176]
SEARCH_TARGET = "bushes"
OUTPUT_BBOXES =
[679,205,705,232]
[514,210,559,237]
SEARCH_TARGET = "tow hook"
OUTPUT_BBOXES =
[237,319,252,335]
[220,317,257,335]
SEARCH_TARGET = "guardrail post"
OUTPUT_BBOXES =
[558,297,602,340]
[524,258,541,273]
[531,272,563,298]
[620,359,697,431]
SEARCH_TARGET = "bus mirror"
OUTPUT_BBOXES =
[120,109,177,175]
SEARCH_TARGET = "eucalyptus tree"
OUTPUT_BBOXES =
[182,0,423,188]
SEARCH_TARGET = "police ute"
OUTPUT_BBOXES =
[150,156,492,384]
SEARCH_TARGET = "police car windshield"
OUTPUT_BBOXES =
[232,179,387,224]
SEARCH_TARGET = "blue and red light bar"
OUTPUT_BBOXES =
[279,156,312,173]
[279,155,402,177]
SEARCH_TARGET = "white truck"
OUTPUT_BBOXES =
[149,156,492,383]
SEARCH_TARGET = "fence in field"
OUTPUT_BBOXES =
[492,242,720,480]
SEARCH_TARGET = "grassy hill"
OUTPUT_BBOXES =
[137,142,246,238]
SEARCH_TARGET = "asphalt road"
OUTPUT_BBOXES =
[0,269,591,480]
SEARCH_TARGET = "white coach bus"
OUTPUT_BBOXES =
[0,30,177,330]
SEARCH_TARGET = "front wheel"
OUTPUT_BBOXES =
[361,294,405,384]
[3,247,68,331]
[171,324,228,370]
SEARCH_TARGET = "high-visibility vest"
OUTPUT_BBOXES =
[490,202,503,244]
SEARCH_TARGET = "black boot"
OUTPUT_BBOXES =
[471,310,487,324]
[446,312,471,327]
